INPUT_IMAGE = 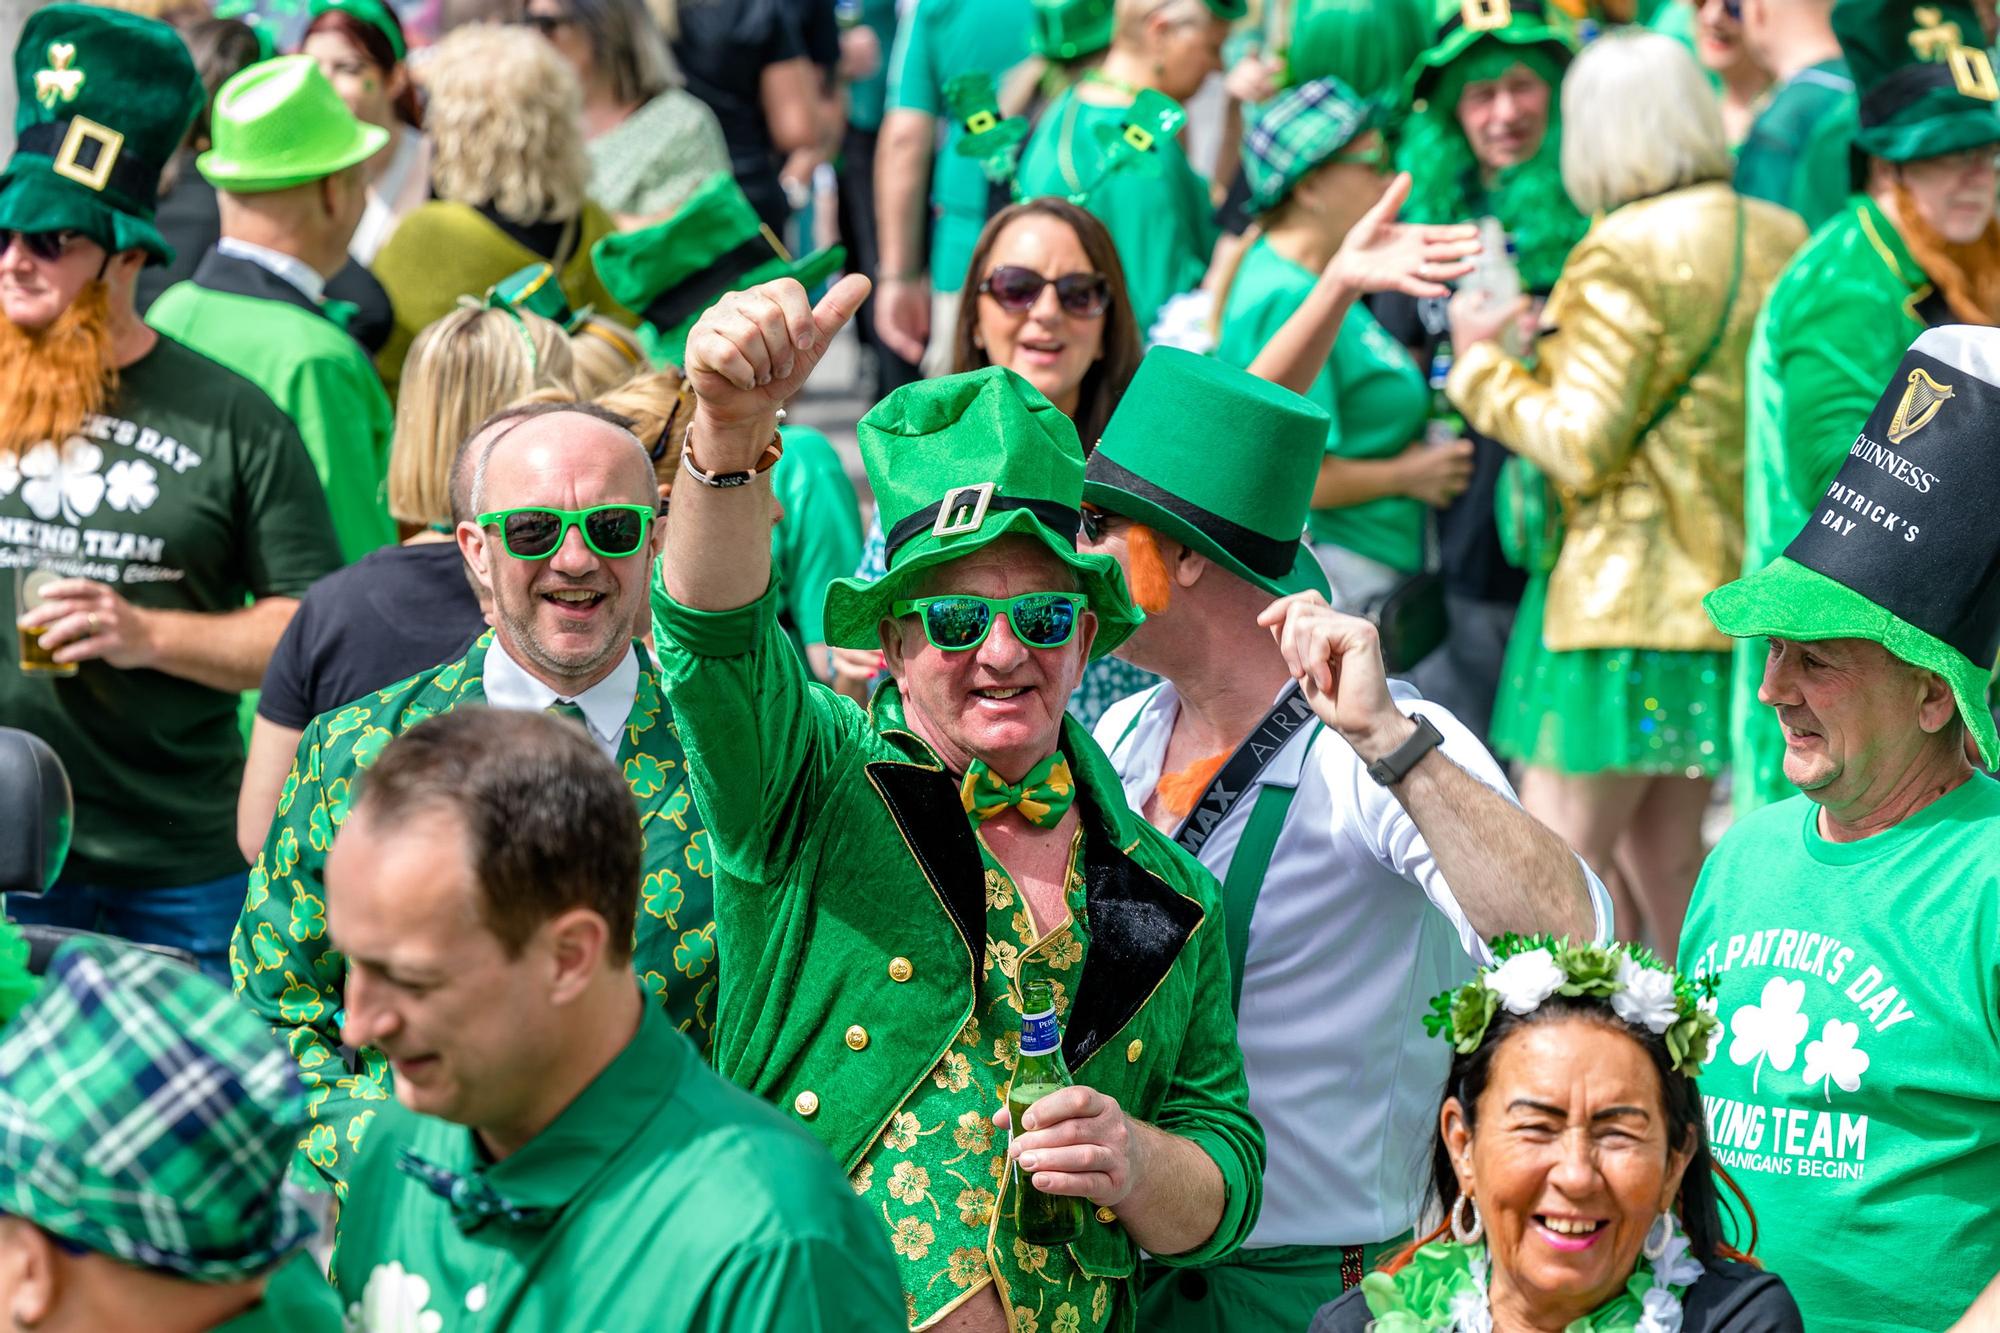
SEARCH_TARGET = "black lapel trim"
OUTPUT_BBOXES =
[189,248,329,322]
[865,762,985,992]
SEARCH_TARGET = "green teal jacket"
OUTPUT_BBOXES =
[652,578,1265,1303]
[230,632,715,1193]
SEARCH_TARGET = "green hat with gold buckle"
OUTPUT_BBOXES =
[822,367,1144,657]
[198,54,389,193]
[1407,0,1577,106]
[1834,0,2000,162]
[0,4,204,265]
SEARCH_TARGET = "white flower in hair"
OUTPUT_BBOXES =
[1484,948,1564,1015]
[1636,1285,1685,1333]
[1610,955,1680,1034]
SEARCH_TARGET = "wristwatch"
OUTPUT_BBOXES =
[1365,714,1444,788]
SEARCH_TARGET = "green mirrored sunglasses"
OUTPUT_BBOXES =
[890,592,1087,652]
[476,504,653,560]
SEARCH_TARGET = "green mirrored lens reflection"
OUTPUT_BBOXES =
[1009,593,1076,646]
[924,597,993,648]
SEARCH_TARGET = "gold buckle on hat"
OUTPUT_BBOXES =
[933,483,997,537]
[52,116,123,193]
[966,109,998,134]
[1122,124,1155,152]
[1462,0,1512,33]
[1950,44,2000,101]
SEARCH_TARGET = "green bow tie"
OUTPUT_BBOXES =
[960,751,1076,829]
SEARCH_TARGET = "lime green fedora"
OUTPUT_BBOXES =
[823,367,1144,658]
[593,172,843,369]
[198,55,389,193]
[1084,347,1331,598]
[1408,0,1576,106]
[1705,325,2000,768]
[0,5,205,264]
[1834,0,2000,162]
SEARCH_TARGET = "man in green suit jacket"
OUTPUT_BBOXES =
[653,273,1264,1333]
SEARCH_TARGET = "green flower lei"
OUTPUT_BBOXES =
[1423,935,1722,1076]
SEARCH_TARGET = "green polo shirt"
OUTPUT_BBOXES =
[1734,60,1854,226]
[333,999,905,1332]
[771,426,862,657]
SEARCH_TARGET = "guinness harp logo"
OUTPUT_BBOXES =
[1888,367,1954,444]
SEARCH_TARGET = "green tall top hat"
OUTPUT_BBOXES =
[593,172,843,369]
[1085,347,1332,597]
[822,367,1144,657]
[1835,0,2000,161]
[0,5,204,264]
[1285,0,1432,99]
[1706,324,2000,767]
[198,54,388,193]
[1407,0,1577,106]
[1030,0,1247,60]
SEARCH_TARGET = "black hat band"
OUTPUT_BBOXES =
[1086,455,1297,580]
[885,494,1081,563]
[640,230,786,333]
[16,118,161,214]
[1860,58,1997,129]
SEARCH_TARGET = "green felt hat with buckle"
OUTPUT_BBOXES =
[822,367,1144,657]
[0,4,204,265]
[0,939,315,1280]
[1285,0,1432,99]
[1705,325,2000,767]
[1834,0,2000,162]
[198,54,389,192]
[1407,0,1576,106]
[488,262,574,323]
[308,0,409,61]
[593,171,844,369]
[1242,76,1381,214]
[1085,347,1332,598]
[946,72,1029,184]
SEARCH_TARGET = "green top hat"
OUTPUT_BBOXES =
[822,367,1144,657]
[946,72,1030,184]
[593,172,843,369]
[1706,325,2000,767]
[1084,347,1332,597]
[0,5,204,264]
[1285,0,1432,99]
[1408,0,1577,106]
[1242,76,1380,215]
[308,0,409,62]
[198,54,389,193]
[0,939,315,1280]
[488,262,573,324]
[1834,0,2000,162]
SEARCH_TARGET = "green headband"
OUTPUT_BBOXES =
[307,0,407,62]
[1430,41,1563,113]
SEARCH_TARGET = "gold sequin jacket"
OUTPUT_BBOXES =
[1450,181,1807,652]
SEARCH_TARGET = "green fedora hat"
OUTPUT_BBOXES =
[1705,325,2000,767]
[198,54,389,192]
[1085,347,1332,598]
[1408,0,1576,106]
[0,4,204,264]
[1834,0,2000,162]
[593,172,843,369]
[823,367,1144,658]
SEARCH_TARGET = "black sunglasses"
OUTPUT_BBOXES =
[978,265,1113,318]
[1,229,87,262]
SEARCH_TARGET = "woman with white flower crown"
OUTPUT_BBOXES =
[1311,937,1804,1333]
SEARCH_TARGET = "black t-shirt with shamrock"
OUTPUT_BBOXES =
[0,334,342,888]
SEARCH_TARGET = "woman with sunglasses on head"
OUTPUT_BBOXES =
[235,303,576,861]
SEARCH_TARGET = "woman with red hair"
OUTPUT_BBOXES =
[300,0,429,264]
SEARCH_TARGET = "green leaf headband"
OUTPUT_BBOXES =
[1424,935,1723,1076]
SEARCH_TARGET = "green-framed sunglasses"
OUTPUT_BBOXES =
[891,592,1087,652]
[476,504,654,560]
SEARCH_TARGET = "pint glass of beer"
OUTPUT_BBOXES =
[15,565,78,677]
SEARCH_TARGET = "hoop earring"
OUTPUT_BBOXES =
[1451,1193,1483,1245]
[1642,1210,1673,1261]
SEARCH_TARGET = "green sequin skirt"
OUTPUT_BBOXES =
[1490,576,1730,777]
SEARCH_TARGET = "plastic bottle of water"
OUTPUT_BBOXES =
[1463,217,1526,357]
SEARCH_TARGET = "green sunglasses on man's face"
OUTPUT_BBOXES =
[891,592,1087,652]
[476,504,654,560]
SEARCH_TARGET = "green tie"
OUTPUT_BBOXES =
[545,700,588,731]
[959,752,1076,829]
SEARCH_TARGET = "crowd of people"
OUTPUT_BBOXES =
[0,0,1997,1330]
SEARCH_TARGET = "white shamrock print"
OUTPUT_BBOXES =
[104,458,159,513]
[1801,1019,1870,1100]
[0,450,19,498]
[18,436,105,523]
[1727,977,1809,1094]
[349,1261,444,1333]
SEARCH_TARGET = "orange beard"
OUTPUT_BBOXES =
[0,280,117,458]
[1122,521,1174,616]
[1894,183,2000,326]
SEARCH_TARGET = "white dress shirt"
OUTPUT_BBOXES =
[479,637,638,761]
[216,236,326,303]
[1096,678,1610,1248]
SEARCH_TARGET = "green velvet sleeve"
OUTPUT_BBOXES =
[1772,275,1916,510]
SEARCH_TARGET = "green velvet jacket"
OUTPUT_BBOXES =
[651,578,1265,1317]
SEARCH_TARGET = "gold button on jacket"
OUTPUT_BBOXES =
[794,1090,820,1117]
[1096,1206,1118,1224]
[1126,1039,1143,1063]
[887,956,913,983]
[845,1024,869,1051]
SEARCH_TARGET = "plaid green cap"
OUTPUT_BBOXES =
[0,939,315,1281]
[1242,76,1380,214]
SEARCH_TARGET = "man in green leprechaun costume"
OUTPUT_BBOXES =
[1729,0,2000,816]
[653,273,1264,1332]
[1682,324,2000,1333]
[0,6,343,978]
[1080,348,1605,1333]
[148,55,396,565]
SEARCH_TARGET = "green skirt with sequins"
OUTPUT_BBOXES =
[1490,576,1730,778]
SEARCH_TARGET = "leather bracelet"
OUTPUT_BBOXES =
[1365,714,1444,788]
[680,427,785,489]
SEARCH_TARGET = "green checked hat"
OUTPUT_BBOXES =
[823,367,1144,657]
[308,0,410,61]
[1408,0,1577,106]
[1834,0,2000,162]
[1085,347,1332,597]
[198,54,389,192]
[1706,325,2000,767]
[0,5,204,265]
[0,939,315,1281]
[594,172,843,368]
[1242,76,1380,214]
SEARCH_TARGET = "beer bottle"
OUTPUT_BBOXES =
[1007,977,1084,1246]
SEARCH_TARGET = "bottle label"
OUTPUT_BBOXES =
[1019,1007,1060,1056]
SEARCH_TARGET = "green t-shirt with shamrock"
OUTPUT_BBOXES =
[0,335,342,888]
[1679,775,2000,1333]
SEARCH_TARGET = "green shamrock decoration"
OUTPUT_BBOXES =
[641,866,684,924]
[275,767,300,817]
[661,783,692,832]
[280,970,326,1024]
[305,1124,338,1170]
[289,891,326,943]
[251,921,287,973]
[350,725,393,769]
[673,925,716,978]
[624,753,672,798]
[685,829,713,878]
[272,825,300,878]
[246,865,270,912]
[325,705,368,739]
